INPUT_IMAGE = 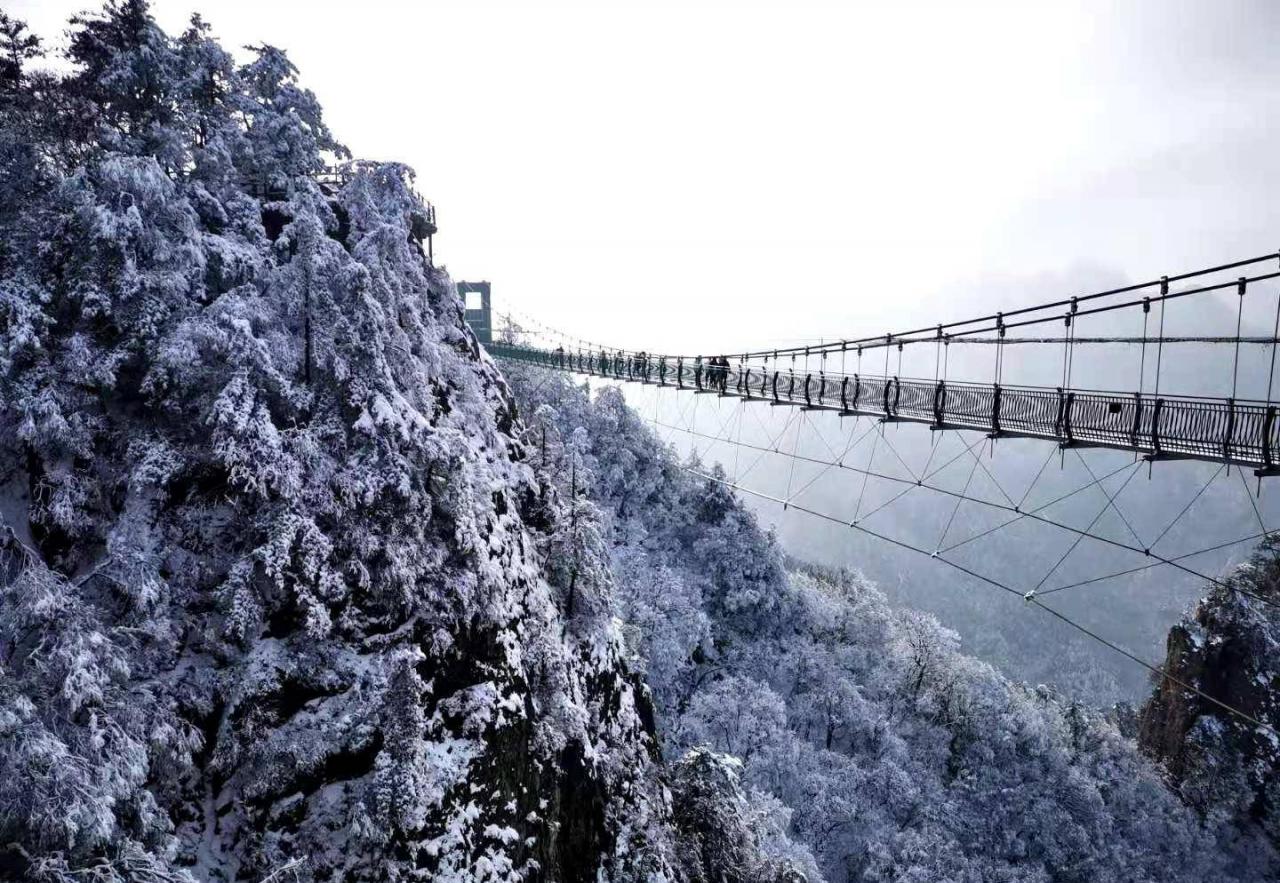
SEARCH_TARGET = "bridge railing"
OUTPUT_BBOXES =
[488,342,1280,473]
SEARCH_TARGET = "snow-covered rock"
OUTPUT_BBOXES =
[0,5,717,880]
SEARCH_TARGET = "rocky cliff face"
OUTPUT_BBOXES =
[0,6,707,880]
[1139,538,1280,858]
[0,162,674,882]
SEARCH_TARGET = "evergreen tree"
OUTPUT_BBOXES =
[507,363,1269,883]
[0,12,40,97]
[0,6,712,880]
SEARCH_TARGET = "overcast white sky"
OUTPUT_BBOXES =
[15,0,1280,354]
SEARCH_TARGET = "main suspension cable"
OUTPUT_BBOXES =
[685,466,1280,739]
[645,414,1279,609]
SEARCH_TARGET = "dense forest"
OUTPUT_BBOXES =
[507,365,1280,882]
[0,3,784,879]
[625,367,1279,708]
[0,2,1277,881]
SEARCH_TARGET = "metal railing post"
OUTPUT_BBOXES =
[1263,405,1277,471]
[1151,398,1164,456]
[1130,392,1142,450]
[992,383,1002,436]
[1224,398,1236,463]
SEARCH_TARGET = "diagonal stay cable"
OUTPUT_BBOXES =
[901,437,1049,552]
[915,430,992,487]
[804,411,885,488]
[855,484,917,525]
[838,430,947,526]
[856,435,963,526]
[854,430,976,527]
[853,423,884,524]
[741,383,802,451]
[648,417,1280,606]
[1073,448,1147,550]
[856,470,933,526]
[654,419,1112,548]
[731,399,745,484]
[1238,468,1270,537]
[686,392,703,458]
[959,434,1018,509]
[785,415,870,505]
[651,377,664,446]
[689,388,760,472]
[1019,444,1061,510]
[876,423,922,484]
[1148,464,1225,551]
[684,466,1280,739]
[783,411,806,508]
[937,448,984,549]
[1038,529,1270,597]
[1032,463,1144,592]
[916,425,951,481]
[701,390,755,456]
[657,387,700,448]
[727,408,801,486]
[742,407,804,482]
[1026,594,1279,738]
[940,459,1135,555]
[655,375,701,455]
[805,408,856,464]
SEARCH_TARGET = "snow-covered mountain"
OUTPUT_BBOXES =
[506,364,1280,882]
[0,5,796,881]
[3,3,1278,882]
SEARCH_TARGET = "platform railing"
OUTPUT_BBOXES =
[488,342,1280,474]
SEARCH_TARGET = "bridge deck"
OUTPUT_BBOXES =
[489,343,1280,475]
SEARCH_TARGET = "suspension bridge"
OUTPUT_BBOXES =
[489,253,1280,475]
[480,251,1280,737]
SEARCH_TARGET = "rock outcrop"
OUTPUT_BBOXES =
[1139,538,1280,853]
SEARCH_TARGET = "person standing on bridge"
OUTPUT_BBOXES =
[555,345,565,369]
[694,355,704,389]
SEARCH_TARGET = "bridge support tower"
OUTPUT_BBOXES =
[459,281,493,344]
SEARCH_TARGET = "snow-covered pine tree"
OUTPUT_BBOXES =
[0,4,768,880]
[505,362,1273,883]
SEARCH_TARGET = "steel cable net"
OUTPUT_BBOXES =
[652,390,1279,730]
[491,252,1280,718]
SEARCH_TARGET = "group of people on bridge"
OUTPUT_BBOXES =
[550,346,733,393]
[695,355,732,392]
